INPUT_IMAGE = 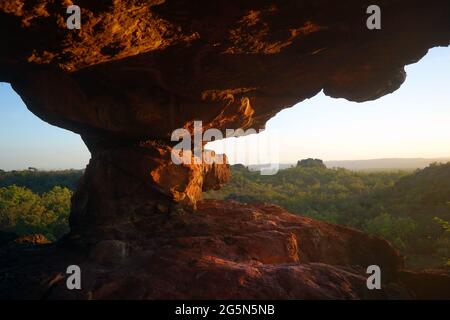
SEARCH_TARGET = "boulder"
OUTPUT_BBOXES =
[0,200,412,299]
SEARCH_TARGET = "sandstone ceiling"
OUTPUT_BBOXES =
[1,0,449,146]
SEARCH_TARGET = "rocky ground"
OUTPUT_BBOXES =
[1,200,449,299]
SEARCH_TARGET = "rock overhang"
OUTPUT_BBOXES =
[1,0,450,212]
[1,0,449,142]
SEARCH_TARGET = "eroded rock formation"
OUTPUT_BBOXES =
[2,0,449,213]
[69,141,230,241]
[0,201,419,299]
[0,0,449,299]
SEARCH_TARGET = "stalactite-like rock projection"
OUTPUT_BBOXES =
[0,0,449,299]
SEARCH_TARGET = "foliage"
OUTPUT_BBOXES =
[206,162,450,267]
[433,217,450,266]
[365,212,417,250]
[0,185,72,241]
[1,164,449,268]
[0,169,83,194]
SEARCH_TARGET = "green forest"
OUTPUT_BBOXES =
[0,162,449,268]
[205,160,450,268]
[0,170,81,241]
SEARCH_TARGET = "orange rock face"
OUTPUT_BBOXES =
[1,200,449,299]
[14,234,51,245]
[69,142,230,240]
[0,200,413,299]
[0,200,450,299]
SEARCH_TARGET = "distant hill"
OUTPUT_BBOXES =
[0,169,83,194]
[246,158,450,172]
[325,158,450,171]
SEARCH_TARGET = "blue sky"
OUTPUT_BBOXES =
[0,83,90,170]
[0,46,449,170]
[209,46,450,165]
